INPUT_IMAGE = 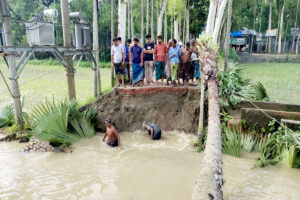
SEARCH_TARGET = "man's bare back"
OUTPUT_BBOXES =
[103,119,120,147]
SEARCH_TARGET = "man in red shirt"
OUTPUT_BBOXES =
[154,35,168,85]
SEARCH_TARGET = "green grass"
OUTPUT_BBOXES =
[0,61,112,112]
[242,63,300,104]
[1,60,299,112]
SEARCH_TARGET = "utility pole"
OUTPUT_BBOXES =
[93,0,101,96]
[60,0,76,101]
[0,0,23,126]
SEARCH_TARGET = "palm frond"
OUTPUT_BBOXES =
[249,82,270,101]
[0,104,15,128]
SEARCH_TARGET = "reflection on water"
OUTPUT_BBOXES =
[0,131,299,200]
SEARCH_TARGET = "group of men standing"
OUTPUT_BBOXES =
[111,34,201,87]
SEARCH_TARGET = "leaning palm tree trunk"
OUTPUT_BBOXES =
[192,38,223,200]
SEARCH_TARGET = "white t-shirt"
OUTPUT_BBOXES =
[111,44,125,63]
[191,52,197,60]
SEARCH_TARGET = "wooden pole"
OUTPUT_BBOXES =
[93,0,101,96]
[0,0,23,126]
[60,0,76,101]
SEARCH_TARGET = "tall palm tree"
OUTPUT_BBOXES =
[224,0,232,72]
[111,0,115,87]
[146,0,149,34]
[141,0,144,45]
[267,0,273,53]
[277,0,285,54]
[151,0,155,39]
[292,0,300,52]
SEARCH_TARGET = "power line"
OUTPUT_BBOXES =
[233,91,296,133]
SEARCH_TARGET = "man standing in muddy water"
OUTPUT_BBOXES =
[103,119,121,147]
[142,122,162,140]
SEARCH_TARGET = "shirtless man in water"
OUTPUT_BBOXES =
[102,119,121,147]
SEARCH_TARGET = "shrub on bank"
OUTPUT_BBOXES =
[31,100,98,148]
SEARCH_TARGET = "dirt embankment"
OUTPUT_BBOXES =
[81,87,203,133]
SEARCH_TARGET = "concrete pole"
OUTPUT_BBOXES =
[93,0,101,96]
[0,0,23,126]
[61,0,76,101]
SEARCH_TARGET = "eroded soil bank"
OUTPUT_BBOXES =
[81,87,203,133]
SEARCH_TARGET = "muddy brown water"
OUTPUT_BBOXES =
[0,131,300,200]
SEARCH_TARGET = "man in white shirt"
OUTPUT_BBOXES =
[111,37,125,87]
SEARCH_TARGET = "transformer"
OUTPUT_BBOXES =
[25,21,55,46]
[70,12,91,50]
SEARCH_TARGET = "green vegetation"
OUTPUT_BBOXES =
[0,104,15,128]
[256,122,300,168]
[0,62,112,111]
[218,63,269,108]
[222,128,243,157]
[243,63,300,104]
[32,100,97,147]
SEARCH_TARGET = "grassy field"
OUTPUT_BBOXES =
[0,61,299,112]
[242,62,300,104]
[0,62,112,112]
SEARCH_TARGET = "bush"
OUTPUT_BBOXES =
[222,128,242,157]
[218,63,269,108]
[219,48,240,62]
[0,104,15,128]
[31,99,97,147]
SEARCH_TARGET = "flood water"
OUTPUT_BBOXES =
[0,131,300,200]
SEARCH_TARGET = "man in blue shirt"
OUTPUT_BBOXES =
[143,34,155,85]
[130,38,144,86]
[168,39,181,85]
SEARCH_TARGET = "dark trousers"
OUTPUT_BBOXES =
[181,61,191,82]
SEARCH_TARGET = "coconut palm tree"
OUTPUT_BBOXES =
[224,0,232,72]
[292,0,300,52]
[141,0,144,45]
[267,0,274,54]
[277,0,286,54]
[111,0,115,87]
